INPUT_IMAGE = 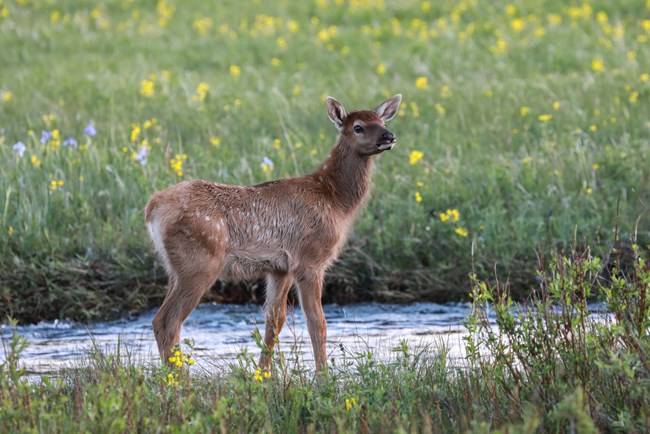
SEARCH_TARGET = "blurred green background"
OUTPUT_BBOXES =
[1,0,649,322]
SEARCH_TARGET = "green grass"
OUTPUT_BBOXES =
[2,249,649,432]
[1,0,650,321]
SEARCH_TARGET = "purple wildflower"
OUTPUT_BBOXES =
[84,123,96,137]
[135,145,149,165]
[261,156,274,168]
[64,137,78,149]
[40,130,52,144]
[13,141,26,157]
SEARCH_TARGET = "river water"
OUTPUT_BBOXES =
[1,302,480,374]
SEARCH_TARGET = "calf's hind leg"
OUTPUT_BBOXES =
[152,239,222,360]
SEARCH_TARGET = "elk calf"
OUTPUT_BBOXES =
[145,94,402,371]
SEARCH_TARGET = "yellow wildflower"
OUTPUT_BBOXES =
[194,82,210,102]
[43,114,56,125]
[520,106,530,117]
[131,124,141,142]
[317,26,337,43]
[376,63,386,75]
[345,397,357,411]
[434,103,446,116]
[271,57,281,67]
[440,85,452,98]
[229,65,241,78]
[31,155,41,168]
[170,154,187,177]
[510,18,525,32]
[522,156,532,165]
[547,13,563,25]
[415,76,428,90]
[273,138,281,149]
[629,91,638,103]
[1,91,13,102]
[552,101,560,110]
[47,129,61,151]
[7,226,14,236]
[409,150,424,165]
[193,17,212,36]
[49,179,64,192]
[415,191,422,203]
[538,114,552,122]
[410,102,420,118]
[156,0,175,27]
[440,208,460,223]
[591,58,605,72]
[586,187,593,195]
[641,73,649,82]
[140,79,155,97]
[489,38,507,55]
[287,20,299,33]
[210,136,221,146]
[455,227,468,237]
[253,367,263,382]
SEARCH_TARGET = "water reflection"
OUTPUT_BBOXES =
[1,302,476,374]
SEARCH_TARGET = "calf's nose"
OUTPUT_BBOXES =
[381,131,396,143]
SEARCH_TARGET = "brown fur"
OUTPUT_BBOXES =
[145,95,402,371]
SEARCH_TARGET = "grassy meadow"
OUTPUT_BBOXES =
[1,0,649,322]
[1,1,650,431]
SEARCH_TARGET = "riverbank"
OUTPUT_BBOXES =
[0,242,540,323]
[2,252,648,432]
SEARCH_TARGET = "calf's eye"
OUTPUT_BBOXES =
[353,125,364,134]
